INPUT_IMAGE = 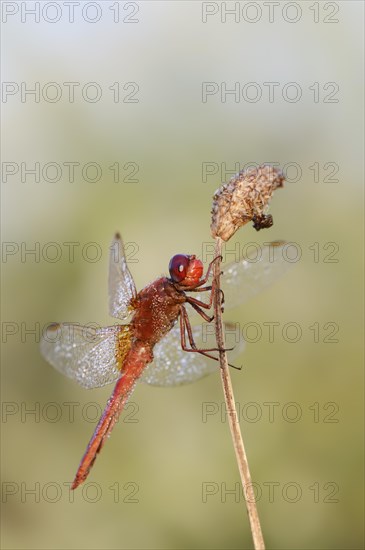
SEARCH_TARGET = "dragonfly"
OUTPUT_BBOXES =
[41,233,292,489]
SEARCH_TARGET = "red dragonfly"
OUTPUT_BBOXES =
[41,234,291,489]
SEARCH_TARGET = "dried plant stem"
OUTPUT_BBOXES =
[213,237,265,550]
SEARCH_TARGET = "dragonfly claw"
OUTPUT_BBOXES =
[219,346,234,353]
[229,363,243,371]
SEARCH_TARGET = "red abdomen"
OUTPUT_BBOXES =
[72,341,152,489]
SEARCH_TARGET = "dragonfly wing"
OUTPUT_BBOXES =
[40,323,123,389]
[190,242,293,315]
[109,233,137,320]
[140,323,245,387]
[220,241,293,308]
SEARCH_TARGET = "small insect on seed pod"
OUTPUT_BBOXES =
[210,164,285,242]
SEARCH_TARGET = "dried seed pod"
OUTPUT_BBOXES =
[211,164,285,242]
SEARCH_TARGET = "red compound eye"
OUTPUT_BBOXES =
[169,254,204,287]
[169,254,190,283]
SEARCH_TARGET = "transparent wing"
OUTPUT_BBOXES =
[140,322,245,387]
[192,241,293,311]
[40,323,122,389]
[109,233,137,320]
[221,241,293,308]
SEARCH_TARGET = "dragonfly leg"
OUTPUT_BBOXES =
[186,287,225,311]
[179,306,233,355]
[192,255,222,287]
[186,258,225,312]
[188,285,225,305]
[176,256,225,311]
[187,300,213,322]
[179,311,219,362]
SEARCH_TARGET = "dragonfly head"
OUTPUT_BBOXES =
[169,254,204,287]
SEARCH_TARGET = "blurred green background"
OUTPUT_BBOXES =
[1,1,363,549]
